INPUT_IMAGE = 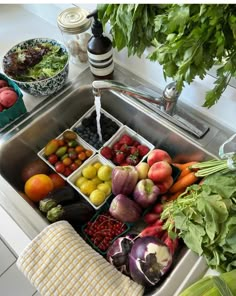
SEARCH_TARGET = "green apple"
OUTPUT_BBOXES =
[136,162,150,179]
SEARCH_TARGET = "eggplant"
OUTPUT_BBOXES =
[47,200,95,224]
[112,166,138,196]
[133,179,160,208]
[39,186,76,213]
[109,194,142,223]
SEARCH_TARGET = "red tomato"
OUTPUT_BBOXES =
[55,161,65,174]
[48,154,58,165]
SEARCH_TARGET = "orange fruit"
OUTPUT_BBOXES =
[48,173,66,189]
[24,174,54,202]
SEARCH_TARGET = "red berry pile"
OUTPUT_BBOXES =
[83,211,127,252]
[101,133,150,166]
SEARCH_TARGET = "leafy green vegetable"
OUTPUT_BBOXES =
[8,43,68,82]
[98,4,236,108]
[161,173,236,272]
[26,44,68,81]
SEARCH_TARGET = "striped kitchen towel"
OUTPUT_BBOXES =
[17,220,144,296]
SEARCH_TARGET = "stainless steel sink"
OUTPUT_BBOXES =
[0,64,234,295]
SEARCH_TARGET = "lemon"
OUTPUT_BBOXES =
[97,165,112,181]
[82,165,97,179]
[80,180,96,196]
[89,189,106,206]
[97,183,111,196]
[91,176,102,186]
[104,180,112,188]
[93,162,102,170]
[75,176,87,188]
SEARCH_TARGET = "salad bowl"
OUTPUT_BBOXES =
[2,38,69,97]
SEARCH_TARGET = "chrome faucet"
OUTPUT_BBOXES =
[92,80,179,115]
[92,80,209,138]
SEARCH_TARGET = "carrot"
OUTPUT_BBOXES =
[177,165,199,180]
[169,172,199,194]
[172,161,199,171]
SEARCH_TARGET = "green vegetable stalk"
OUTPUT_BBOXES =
[161,173,236,272]
[190,156,236,177]
[98,4,236,108]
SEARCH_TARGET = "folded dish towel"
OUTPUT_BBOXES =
[17,221,144,296]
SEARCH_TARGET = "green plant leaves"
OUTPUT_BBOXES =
[98,4,236,108]
[162,173,236,272]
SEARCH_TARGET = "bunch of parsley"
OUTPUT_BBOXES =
[98,4,236,108]
[161,173,236,272]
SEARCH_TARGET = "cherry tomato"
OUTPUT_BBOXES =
[62,157,72,166]
[48,154,58,165]
[78,151,86,160]
[70,162,79,171]
[55,161,65,174]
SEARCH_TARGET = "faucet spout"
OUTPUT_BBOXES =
[92,79,209,138]
[92,80,178,115]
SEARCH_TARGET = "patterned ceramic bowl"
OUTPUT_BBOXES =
[2,38,69,97]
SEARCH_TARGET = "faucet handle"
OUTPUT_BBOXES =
[162,82,180,115]
[163,82,179,102]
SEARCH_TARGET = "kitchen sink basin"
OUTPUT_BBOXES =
[0,64,235,295]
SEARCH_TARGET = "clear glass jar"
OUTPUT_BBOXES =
[57,7,91,65]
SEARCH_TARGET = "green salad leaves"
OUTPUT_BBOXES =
[98,4,236,108]
[161,173,236,272]
[6,43,68,82]
[26,44,68,81]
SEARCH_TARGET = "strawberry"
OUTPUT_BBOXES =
[119,134,133,145]
[100,146,113,159]
[133,140,141,147]
[130,146,139,156]
[137,145,150,157]
[113,151,125,165]
[112,141,122,151]
[126,154,139,166]
[120,162,129,166]
[120,144,130,154]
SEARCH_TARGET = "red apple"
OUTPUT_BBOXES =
[148,161,172,182]
[147,149,172,166]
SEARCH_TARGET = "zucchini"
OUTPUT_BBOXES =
[47,200,95,224]
[39,186,76,213]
